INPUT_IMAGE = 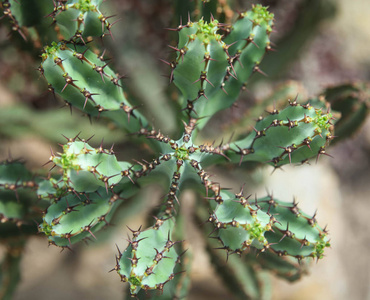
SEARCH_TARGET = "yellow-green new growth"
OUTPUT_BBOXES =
[71,0,98,12]
[248,4,274,26]
[172,5,274,129]
[192,18,221,44]
[1,1,355,299]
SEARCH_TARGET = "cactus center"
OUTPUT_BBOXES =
[247,221,266,241]
[175,146,189,160]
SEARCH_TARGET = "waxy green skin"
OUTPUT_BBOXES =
[116,219,180,296]
[52,0,108,40]
[0,2,346,298]
[41,42,147,132]
[39,186,122,247]
[173,5,274,129]
[210,191,329,260]
[37,140,141,247]
[35,97,332,290]
[1,0,109,46]
[228,101,334,167]
[0,161,37,226]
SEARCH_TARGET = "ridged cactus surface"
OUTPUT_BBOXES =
[40,42,146,131]
[37,139,140,247]
[50,0,112,41]
[209,191,330,260]
[0,161,38,227]
[1,1,366,299]
[172,5,274,129]
[115,219,181,296]
[39,186,121,247]
[228,100,334,166]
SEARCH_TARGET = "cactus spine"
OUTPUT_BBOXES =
[172,5,274,129]
[1,1,368,299]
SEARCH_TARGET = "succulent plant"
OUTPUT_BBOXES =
[0,0,369,299]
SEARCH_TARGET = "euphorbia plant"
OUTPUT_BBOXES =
[0,1,369,299]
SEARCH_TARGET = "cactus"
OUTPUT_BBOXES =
[0,1,369,299]
[227,100,334,167]
[0,160,41,299]
[172,5,274,129]
[207,190,330,260]
[49,0,113,41]
[0,160,39,230]
[115,219,181,295]
[40,42,147,131]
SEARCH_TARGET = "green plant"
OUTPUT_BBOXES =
[0,0,369,299]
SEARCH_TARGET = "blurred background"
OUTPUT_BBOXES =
[0,0,369,299]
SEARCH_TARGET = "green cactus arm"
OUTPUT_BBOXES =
[0,161,42,241]
[38,186,123,248]
[189,163,330,261]
[40,137,184,197]
[228,100,334,167]
[206,190,330,261]
[0,161,38,226]
[49,0,112,41]
[0,160,37,298]
[259,199,330,260]
[36,139,137,248]
[197,99,334,168]
[45,139,133,193]
[0,160,33,185]
[195,202,271,300]
[37,138,182,247]
[171,5,274,130]
[115,218,182,297]
[40,42,148,132]
[1,0,33,40]
[133,210,192,300]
